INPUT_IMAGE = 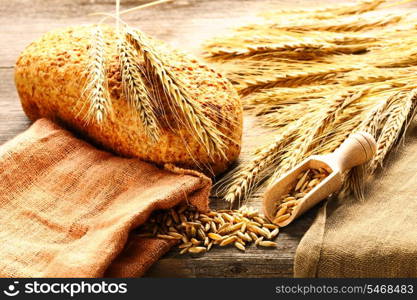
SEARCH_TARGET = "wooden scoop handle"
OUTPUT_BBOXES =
[329,131,376,172]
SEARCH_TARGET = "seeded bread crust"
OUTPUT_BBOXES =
[14,25,243,175]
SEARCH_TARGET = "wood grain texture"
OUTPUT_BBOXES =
[0,0,340,277]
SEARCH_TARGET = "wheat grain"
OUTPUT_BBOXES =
[138,204,281,255]
[272,168,329,225]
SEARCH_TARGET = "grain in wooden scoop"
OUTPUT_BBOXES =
[138,205,280,255]
[273,168,329,224]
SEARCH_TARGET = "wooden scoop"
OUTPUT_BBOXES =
[263,131,377,227]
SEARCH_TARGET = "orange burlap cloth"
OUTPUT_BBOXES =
[0,119,211,278]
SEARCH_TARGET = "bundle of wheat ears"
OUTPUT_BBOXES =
[85,24,228,159]
[205,0,417,204]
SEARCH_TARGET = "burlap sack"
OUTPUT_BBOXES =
[295,125,417,277]
[0,119,211,278]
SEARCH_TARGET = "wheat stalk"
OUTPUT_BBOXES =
[315,112,365,154]
[270,89,366,182]
[375,50,417,68]
[204,31,379,57]
[221,60,331,82]
[262,0,386,19]
[118,36,160,141]
[206,40,328,60]
[266,14,403,33]
[84,26,111,123]
[206,41,372,61]
[220,86,376,203]
[317,0,386,17]
[359,92,401,137]
[244,85,334,110]
[205,0,417,203]
[239,67,351,96]
[220,119,305,205]
[125,27,227,159]
[235,13,402,36]
[370,90,416,172]
[325,34,378,45]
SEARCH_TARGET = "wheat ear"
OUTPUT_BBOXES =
[221,119,303,205]
[118,35,160,141]
[270,89,366,182]
[271,14,402,33]
[370,90,417,172]
[125,28,227,159]
[344,92,401,199]
[206,39,374,61]
[359,92,400,136]
[84,26,111,123]
[346,90,417,199]
[326,0,386,17]
[263,0,386,18]
[238,67,351,96]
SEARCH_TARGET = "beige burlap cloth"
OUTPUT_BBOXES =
[295,125,417,277]
[0,119,211,278]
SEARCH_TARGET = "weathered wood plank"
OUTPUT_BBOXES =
[0,69,31,144]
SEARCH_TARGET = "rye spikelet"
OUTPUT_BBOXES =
[262,0,386,19]
[346,89,417,199]
[312,90,366,140]
[206,40,371,60]
[370,90,416,172]
[84,26,110,123]
[118,36,160,141]
[220,119,304,205]
[239,67,351,96]
[325,34,378,45]
[204,0,417,204]
[270,14,402,33]
[319,0,386,17]
[358,92,400,137]
[205,40,328,60]
[125,27,227,159]
[244,85,334,111]
[269,89,366,182]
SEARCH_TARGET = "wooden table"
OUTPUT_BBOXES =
[0,0,341,277]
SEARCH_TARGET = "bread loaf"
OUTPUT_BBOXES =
[15,25,243,175]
